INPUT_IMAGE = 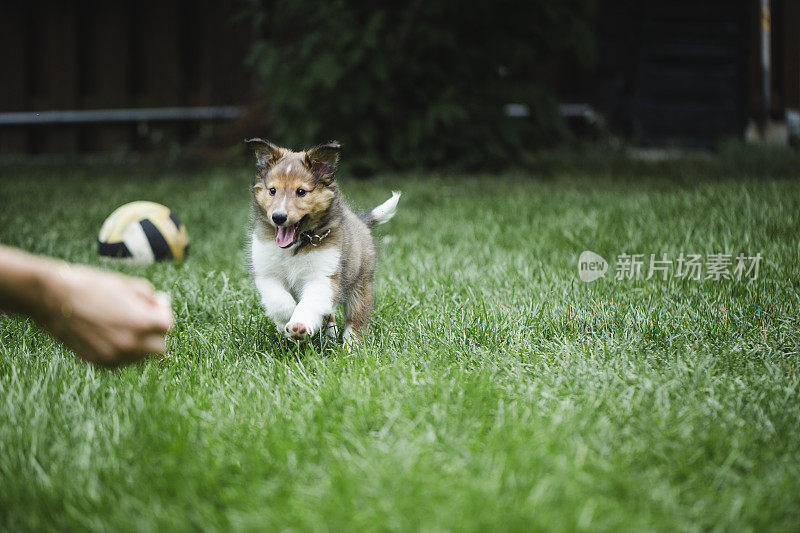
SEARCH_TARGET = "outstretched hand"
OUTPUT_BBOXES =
[45,265,174,367]
[0,246,174,367]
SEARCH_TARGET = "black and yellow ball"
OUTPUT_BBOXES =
[98,201,188,264]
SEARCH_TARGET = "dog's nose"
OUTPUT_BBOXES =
[272,212,288,225]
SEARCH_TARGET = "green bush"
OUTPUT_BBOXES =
[242,0,595,173]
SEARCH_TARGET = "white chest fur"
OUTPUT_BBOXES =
[251,231,340,294]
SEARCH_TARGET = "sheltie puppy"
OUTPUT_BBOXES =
[245,138,400,348]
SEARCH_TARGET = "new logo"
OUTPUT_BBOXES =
[578,250,608,282]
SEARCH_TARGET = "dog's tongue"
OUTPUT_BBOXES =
[276,225,296,248]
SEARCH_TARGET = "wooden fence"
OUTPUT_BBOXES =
[0,0,255,154]
[2,0,799,154]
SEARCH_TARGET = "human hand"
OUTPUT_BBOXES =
[43,264,174,367]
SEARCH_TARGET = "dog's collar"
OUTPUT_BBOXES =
[300,228,331,247]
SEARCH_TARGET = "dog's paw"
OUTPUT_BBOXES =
[284,321,312,341]
[324,315,338,339]
[342,325,363,352]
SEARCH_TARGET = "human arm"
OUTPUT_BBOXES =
[0,245,173,367]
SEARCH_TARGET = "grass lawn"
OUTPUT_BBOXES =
[1,157,799,531]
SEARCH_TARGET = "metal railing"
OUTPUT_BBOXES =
[0,106,245,126]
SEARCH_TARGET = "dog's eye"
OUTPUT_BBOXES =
[268,188,276,196]
[296,188,306,197]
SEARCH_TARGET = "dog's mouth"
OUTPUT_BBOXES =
[275,223,298,248]
[275,216,308,248]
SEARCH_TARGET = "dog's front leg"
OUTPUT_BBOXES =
[284,278,334,340]
[254,276,296,335]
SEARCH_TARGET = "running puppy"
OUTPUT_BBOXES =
[246,138,400,348]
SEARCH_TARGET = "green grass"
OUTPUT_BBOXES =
[1,159,799,531]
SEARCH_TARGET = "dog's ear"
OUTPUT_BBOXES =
[305,141,341,185]
[245,138,284,169]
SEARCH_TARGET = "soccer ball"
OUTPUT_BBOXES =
[98,201,188,264]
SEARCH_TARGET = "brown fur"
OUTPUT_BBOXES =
[246,139,384,341]
[251,153,336,234]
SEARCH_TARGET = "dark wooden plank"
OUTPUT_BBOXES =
[133,0,182,106]
[30,0,80,153]
[181,0,204,106]
[78,0,133,152]
[132,0,182,151]
[206,1,252,106]
[182,0,252,146]
[0,2,30,153]
[744,0,768,124]
[633,0,748,146]
[784,0,800,109]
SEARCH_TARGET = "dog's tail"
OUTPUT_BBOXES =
[358,191,401,229]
